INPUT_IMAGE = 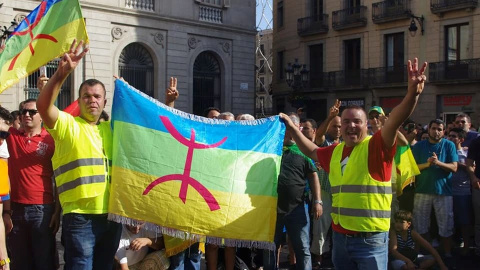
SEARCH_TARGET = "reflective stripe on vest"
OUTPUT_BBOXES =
[57,175,106,194]
[54,158,106,195]
[54,158,104,177]
[331,207,391,219]
[330,185,392,195]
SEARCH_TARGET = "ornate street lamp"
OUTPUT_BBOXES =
[285,58,309,91]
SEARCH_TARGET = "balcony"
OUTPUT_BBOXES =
[372,0,411,23]
[332,6,367,31]
[368,66,407,87]
[429,58,480,83]
[431,0,478,15]
[297,14,329,36]
[125,0,155,12]
[326,69,369,89]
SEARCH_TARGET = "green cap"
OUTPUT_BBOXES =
[368,106,385,116]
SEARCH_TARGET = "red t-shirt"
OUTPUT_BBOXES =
[6,127,55,204]
[316,130,396,234]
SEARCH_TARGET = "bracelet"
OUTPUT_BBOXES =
[314,200,323,206]
[2,210,12,217]
[0,257,9,266]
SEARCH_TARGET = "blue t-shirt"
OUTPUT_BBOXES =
[462,130,480,148]
[412,139,458,195]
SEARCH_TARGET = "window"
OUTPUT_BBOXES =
[277,50,284,80]
[259,60,265,74]
[25,59,72,110]
[445,24,469,61]
[311,0,323,17]
[385,32,404,67]
[385,33,404,83]
[309,44,323,88]
[260,44,265,56]
[196,0,222,6]
[277,1,284,28]
[344,38,361,85]
[259,77,265,91]
[119,43,155,97]
[193,51,221,116]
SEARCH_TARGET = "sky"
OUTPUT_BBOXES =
[256,0,273,31]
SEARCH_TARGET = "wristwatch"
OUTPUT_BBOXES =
[314,200,323,206]
[0,257,10,266]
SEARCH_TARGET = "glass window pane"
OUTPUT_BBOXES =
[460,24,469,60]
[447,26,457,61]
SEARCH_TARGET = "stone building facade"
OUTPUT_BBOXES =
[273,0,480,127]
[0,0,256,116]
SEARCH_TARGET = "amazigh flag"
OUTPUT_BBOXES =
[394,145,420,196]
[0,0,88,93]
[108,80,284,250]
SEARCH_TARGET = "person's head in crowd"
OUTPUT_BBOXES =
[328,116,342,141]
[18,100,26,111]
[0,106,12,133]
[393,210,413,233]
[236,114,255,121]
[427,119,445,143]
[217,112,234,121]
[368,106,385,133]
[77,79,107,125]
[204,107,220,119]
[445,122,454,136]
[300,118,317,142]
[20,98,42,131]
[420,131,429,141]
[454,113,472,133]
[98,110,110,123]
[401,119,417,144]
[296,107,305,119]
[10,110,21,129]
[447,127,466,146]
[284,113,300,145]
[341,105,368,147]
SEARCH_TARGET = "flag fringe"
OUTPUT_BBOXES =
[121,82,277,125]
[108,213,276,250]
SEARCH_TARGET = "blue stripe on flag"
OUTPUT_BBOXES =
[112,80,286,155]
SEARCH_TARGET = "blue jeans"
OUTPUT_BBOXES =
[62,213,122,270]
[169,242,202,270]
[7,203,56,270]
[332,231,389,270]
[264,203,311,270]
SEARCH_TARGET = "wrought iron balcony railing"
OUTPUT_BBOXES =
[368,66,407,86]
[332,6,367,31]
[431,0,478,14]
[429,58,480,83]
[297,14,329,36]
[326,69,369,89]
[372,0,411,23]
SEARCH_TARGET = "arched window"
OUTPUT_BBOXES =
[193,51,221,116]
[119,43,154,97]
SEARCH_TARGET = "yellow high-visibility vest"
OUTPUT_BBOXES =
[52,117,112,213]
[329,136,392,232]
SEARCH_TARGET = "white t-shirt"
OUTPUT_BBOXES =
[0,140,9,159]
[115,225,159,266]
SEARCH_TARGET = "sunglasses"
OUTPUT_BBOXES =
[21,109,38,116]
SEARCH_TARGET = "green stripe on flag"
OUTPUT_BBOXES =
[113,121,280,197]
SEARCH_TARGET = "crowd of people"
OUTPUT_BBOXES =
[0,40,478,270]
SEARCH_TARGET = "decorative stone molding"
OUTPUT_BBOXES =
[111,27,126,42]
[14,14,26,24]
[151,32,164,48]
[188,37,201,50]
[219,41,230,55]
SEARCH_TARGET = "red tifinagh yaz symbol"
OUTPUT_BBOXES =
[8,1,58,71]
[143,116,227,211]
